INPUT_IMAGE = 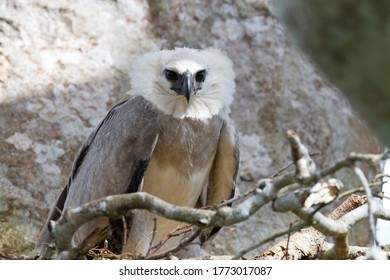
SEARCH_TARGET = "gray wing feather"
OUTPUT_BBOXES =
[202,117,239,242]
[207,118,239,205]
[35,96,159,257]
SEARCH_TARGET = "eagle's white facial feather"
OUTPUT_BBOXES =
[129,48,236,120]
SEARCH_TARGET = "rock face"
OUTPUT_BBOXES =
[0,0,381,257]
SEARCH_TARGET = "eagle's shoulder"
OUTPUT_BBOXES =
[69,95,159,184]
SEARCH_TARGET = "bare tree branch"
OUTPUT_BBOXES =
[274,195,390,240]
[354,166,378,246]
[258,195,369,260]
[45,131,390,259]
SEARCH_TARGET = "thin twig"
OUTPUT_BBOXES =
[354,167,378,246]
[338,181,383,200]
[218,182,263,207]
[122,216,128,250]
[283,222,294,260]
[270,162,295,179]
[148,224,193,256]
[145,218,158,258]
[232,221,310,260]
[270,152,321,179]
[217,187,256,207]
[318,153,384,179]
[146,228,203,260]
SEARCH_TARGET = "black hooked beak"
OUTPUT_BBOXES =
[172,70,193,103]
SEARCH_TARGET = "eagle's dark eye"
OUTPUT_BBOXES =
[195,70,206,83]
[164,70,179,82]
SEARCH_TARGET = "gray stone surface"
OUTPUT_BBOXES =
[0,0,381,257]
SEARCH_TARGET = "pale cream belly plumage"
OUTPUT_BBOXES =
[122,145,216,256]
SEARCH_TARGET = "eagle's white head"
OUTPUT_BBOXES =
[129,48,236,120]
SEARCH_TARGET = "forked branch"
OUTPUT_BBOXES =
[46,131,390,260]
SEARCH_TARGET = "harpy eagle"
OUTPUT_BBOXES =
[36,47,239,258]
